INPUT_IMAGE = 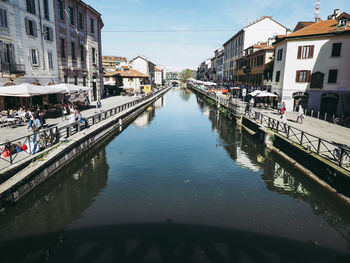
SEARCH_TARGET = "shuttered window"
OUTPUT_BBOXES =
[78,12,83,29]
[275,71,280,82]
[48,51,53,69]
[295,70,311,82]
[0,8,8,28]
[331,43,342,57]
[277,49,283,61]
[297,45,314,59]
[43,25,54,41]
[43,0,49,20]
[57,0,64,20]
[71,41,76,60]
[328,70,338,83]
[26,0,36,14]
[30,48,39,66]
[60,38,65,58]
[25,18,37,37]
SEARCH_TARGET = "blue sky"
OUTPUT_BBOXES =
[84,0,349,72]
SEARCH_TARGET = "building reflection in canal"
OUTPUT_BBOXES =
[0,144,110,262]
[132,96,165,129]
[197,94,350,252]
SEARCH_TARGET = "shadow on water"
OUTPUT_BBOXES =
[0,222,349,263]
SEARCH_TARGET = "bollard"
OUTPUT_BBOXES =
[311,110,313,117]
[324,113,327,121]
[317,111,320,119]
[119,118,122,126]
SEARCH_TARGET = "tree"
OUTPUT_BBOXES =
[180,69,192,82]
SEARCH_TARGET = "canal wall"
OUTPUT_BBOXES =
[0,88,171,208]
[188,84,350,205]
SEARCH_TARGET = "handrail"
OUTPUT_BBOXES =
[188,83,350,171]
[0,86,170,169]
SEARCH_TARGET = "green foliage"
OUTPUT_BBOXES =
[180,69,192,82]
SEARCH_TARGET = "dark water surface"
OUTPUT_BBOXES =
[0,89,350,262]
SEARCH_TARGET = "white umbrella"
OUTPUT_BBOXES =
[204,82,217,86]
[248,90,263,96]
[257,91,278,97]
[51,83,91,93]
[0,83,66,97]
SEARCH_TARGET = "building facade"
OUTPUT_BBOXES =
[272,12,350,115]
[236,44,274,89]
[129,56,156,87]
[0,0,59,86]
[102,56,127,72]
[154,67,163,85]
[53,0,104,101]
[223,16,289,83]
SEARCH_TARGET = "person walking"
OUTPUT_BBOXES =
[281,102,286,115]
[278,102,282,115]
[281,112,288,132]
[26,109,34,131]
[296,105,304,124]
[96,99,102,112]
[244,103,250,116]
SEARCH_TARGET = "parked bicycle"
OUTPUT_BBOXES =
[333,143,350,168]
[334,114,350,128]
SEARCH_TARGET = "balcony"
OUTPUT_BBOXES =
[1,63,25,76]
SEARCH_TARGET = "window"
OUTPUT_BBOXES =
[275,71,280,82]
[74,76,78,85]
[0,8,8,28]
[26,0,36,14]
[68,7,74,25]
[297,45,314,59]
[310,72,324,89]
[277,49,283,61]
[60,38,65,58]
[71,41,76,60]
[43,25,53,41]
[57,0,64,20]
[25,18,37,37]
[30,48,39,66]
[78,12,83,29]
[328,69,338,83]
[257,55,263,66]
[90,18,94,34]
[43,0,49,20]
[331,43,342,57]
[92,47,96,64]
[64,75,68,83]
[48,51,53,69]
[80,45,84,61]
[296,70,311,83]
[83,76,86,86]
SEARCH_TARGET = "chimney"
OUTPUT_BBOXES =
[334,9,340,18]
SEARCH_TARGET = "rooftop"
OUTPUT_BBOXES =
[105,70,148,78]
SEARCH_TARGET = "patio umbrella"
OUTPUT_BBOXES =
[257,91,278,97]
[0,83,66,97]
[248,90,263,96]
[204,82,217,86]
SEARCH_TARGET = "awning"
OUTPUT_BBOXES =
[257,91,278,98]
[248,90,263,96]
[0,83,66,97]
[204,82,217,86]
[50,83,92,93]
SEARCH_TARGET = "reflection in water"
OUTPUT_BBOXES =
[179,88,191,101]
[197,93,350,253]
[0,145,110,262]
[133,97,164,129]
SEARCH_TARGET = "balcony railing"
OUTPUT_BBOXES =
[1,62,25,75]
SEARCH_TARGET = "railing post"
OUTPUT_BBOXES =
[300,131,304,145]
[276,121,280,133]
[77,121,81,132]
[68,125,72,137]
[268,117,271,128]
[287,126,290,138]
[317,138,321,154]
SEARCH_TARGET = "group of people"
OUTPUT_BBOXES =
[278,102,305,133]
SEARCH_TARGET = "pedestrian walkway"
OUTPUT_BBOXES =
[0,95,135,144]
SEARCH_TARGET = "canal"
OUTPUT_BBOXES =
[0,89,350,262]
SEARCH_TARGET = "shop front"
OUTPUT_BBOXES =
[292,92,309,111]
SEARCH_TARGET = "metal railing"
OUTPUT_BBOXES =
[0,86,170,169]
[188,83,350,171]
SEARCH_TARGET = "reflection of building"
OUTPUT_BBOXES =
[133,97,164,129]
[272,10,350,114]
[0,0,59,86]
[53,0,104,101]
[102,56,127,71]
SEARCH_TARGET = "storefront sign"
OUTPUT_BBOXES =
[292,92,309,98]
[242,89,246,97]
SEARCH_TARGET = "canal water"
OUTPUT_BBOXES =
[0,89,350,262]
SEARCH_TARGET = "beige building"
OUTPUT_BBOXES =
[54,0,104,101]
[102,56,127,72]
